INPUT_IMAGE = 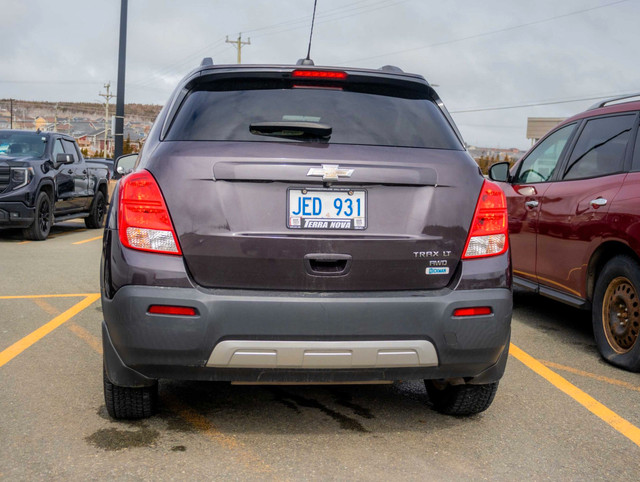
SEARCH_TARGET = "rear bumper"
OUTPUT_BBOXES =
[0,202,35,228]
[102,285,512,386]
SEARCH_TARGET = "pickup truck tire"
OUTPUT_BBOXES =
[85,190,106,229]
[103,367,158,419]
[592,256,640,372]
[425,380,499,416]
[23,191,52,241]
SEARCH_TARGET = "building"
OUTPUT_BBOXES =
[526,117,565,145]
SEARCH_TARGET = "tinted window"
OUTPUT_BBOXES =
[167,88,462,149]
[61,139,78,161]
[52,139,65,159]
[0,131,47,157]
[632,124,640,171]
[514,124,575,183]
[563,114,635,180]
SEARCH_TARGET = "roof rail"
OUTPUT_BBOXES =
[379,65,404,73]
[201,57,214,67]
[588,92,640,110]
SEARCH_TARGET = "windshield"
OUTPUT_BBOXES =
[167,87,462,150]
[0,132,47,158]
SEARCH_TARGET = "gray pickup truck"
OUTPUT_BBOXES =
[0,130,109,240]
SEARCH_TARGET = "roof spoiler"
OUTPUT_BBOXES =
[588,92,640,110]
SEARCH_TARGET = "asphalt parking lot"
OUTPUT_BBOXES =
[1,223,639,480]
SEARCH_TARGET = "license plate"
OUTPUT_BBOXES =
[287,188,367,230]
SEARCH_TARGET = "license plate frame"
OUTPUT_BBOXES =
[287,188,367,230]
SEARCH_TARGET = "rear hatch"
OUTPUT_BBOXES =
[149,67,483,291]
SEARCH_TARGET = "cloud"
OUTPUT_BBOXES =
[0,0,637,149]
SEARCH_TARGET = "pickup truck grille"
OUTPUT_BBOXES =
[0,167,10,193]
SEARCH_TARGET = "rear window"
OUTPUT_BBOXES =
[166,86,462,150]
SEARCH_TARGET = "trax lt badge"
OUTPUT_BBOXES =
[307,164,354,181]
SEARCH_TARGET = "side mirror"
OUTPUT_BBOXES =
[114,153,139,179]
[488,161,511,183]
[54,153,74,170]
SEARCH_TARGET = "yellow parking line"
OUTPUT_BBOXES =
[72,235,103,245]
[510,343,640,447]
[541,360,640,393]
[0,293,100,368]
[67,323,103,355]
[48,228,87,239]
[17,241,32,245]
[165,395,274,476]
[0,293,98,300]
[57,313,272,475]
[31,299,103,355]
[33,298,61,317]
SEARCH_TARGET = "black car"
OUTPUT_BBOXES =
[101,60,512,419]
[0,130,109,239]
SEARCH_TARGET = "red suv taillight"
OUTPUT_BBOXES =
[462,180,508,259]
[118,170,182,255]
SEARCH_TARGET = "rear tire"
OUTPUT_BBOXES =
[85,190,106,229]
[592,256,640,372]
[23,191,52,240]
[425,380,499,416]
[103,367,158,420]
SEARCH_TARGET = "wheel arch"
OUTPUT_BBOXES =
[587,241,640,302]
[97,179,108,197]
[36,180,54,202]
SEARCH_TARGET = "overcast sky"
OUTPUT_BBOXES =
[1,0,638,149]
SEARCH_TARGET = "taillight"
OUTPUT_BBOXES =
[118,170,182,255]
[462,180,508,259]
[292,70,348,79]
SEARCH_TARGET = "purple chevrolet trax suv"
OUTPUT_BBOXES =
[100,60,512,419]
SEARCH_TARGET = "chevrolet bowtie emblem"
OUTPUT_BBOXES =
[306,164,354,181]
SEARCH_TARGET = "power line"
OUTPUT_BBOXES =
[241,0,374,35]
[449,91,640,114]
[0,80,103,85]
[131,0,408,84]
[343,0,630,64]
[249,0,411,41]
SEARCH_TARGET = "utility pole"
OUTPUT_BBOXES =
[99,82,114,156]
[225,33,250,64]
[9,99,13,129]
[54,103,58,132]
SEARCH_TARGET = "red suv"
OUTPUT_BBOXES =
[490,94,640,372]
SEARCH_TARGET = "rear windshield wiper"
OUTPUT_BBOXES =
[250,122,332,139]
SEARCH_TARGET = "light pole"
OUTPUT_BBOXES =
[114,0,128,161]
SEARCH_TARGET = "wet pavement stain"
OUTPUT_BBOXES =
[272,395,302,414]
[85,426,160,451]
[270,388,369,433]
[332,391,374,419]
[96,406,111,421]
[164,413,198,433]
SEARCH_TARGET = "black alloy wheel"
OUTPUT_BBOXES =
[85,191,106,229]
[23,191,52,240]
